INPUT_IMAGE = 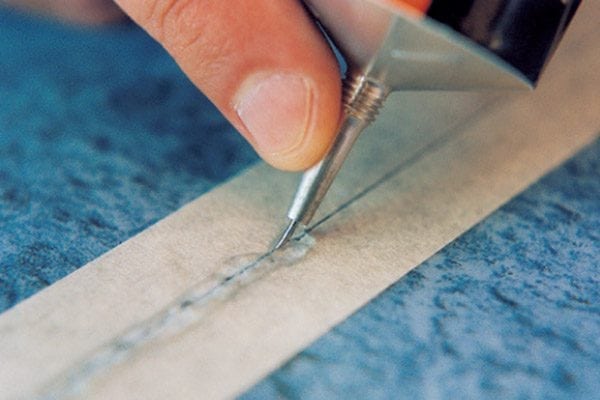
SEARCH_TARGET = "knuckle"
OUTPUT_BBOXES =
[144,0,232,82]
[145,0,204,48]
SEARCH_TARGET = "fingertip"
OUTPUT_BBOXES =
[234,68,341,171]
[280,74,342,171]
[261,88,341,171]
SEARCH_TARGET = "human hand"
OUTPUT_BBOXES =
[13,0,342,171]
[115,0,341,171]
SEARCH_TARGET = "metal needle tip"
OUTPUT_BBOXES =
[272,219,299,251]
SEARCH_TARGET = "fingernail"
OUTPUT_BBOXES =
[235,73,313,156]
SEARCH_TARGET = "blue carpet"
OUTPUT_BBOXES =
[0,9,257,311]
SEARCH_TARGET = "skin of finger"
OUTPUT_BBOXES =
[113,0,342,171]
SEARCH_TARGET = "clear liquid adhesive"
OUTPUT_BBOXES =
[39,234,316,400]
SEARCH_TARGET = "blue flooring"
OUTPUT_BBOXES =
[0,9,257,311]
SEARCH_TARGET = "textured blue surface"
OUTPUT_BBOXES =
[243,140,600,399]
[1,9,599,400]
[0,9,257,311]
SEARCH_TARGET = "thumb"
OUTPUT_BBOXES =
[114,0,342,171]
